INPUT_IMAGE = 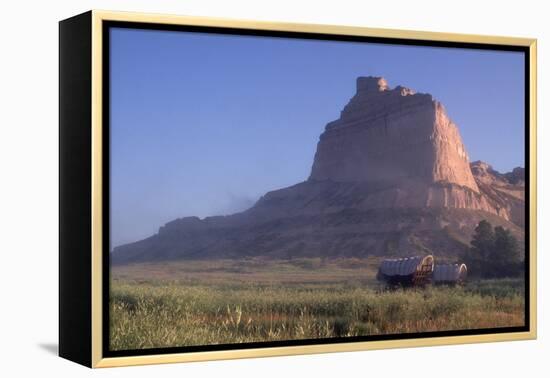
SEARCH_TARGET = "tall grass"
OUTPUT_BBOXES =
[110,278,524,351]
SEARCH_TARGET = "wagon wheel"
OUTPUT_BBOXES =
[413,260,434,286]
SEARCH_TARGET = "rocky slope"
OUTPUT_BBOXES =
[111,77,525,264]
[471,161,525,227]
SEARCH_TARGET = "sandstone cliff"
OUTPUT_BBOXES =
[308,77,509,219]
[310,77,478,192]
[471,161,525,227]
[111,77,525,264]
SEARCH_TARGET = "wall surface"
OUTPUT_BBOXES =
[0,0,547,376]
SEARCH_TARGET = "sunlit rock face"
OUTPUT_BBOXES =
[470,161,526,227]
[309,76,478,192]
[307,76,506,216]
[111,76,525,263]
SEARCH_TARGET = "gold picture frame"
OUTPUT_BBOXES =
[59,9,537,368]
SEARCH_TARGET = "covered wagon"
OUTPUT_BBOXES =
[433,263,467,285]
[376,255,434,286]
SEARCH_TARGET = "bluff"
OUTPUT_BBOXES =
[310,77,478,191]
[112,77,524,264]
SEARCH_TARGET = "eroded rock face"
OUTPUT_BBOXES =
[309,76,479,193]
[470,161,526,227]
[111,76,525,264]
[306,77,509,218]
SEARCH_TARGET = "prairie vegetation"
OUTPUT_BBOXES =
[110,258,525,351]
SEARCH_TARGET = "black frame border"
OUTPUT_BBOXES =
[101,20,531,359]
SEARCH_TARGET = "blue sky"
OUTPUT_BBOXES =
[110,27,525,248]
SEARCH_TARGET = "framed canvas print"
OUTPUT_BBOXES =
[59,10,537,368]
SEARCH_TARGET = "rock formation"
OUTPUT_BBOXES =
[310,77,478,192]
[308,77,507,218]
[471,161,525,227]
[111,77,525,264]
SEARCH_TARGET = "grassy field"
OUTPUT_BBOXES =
[110,258,525,351]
